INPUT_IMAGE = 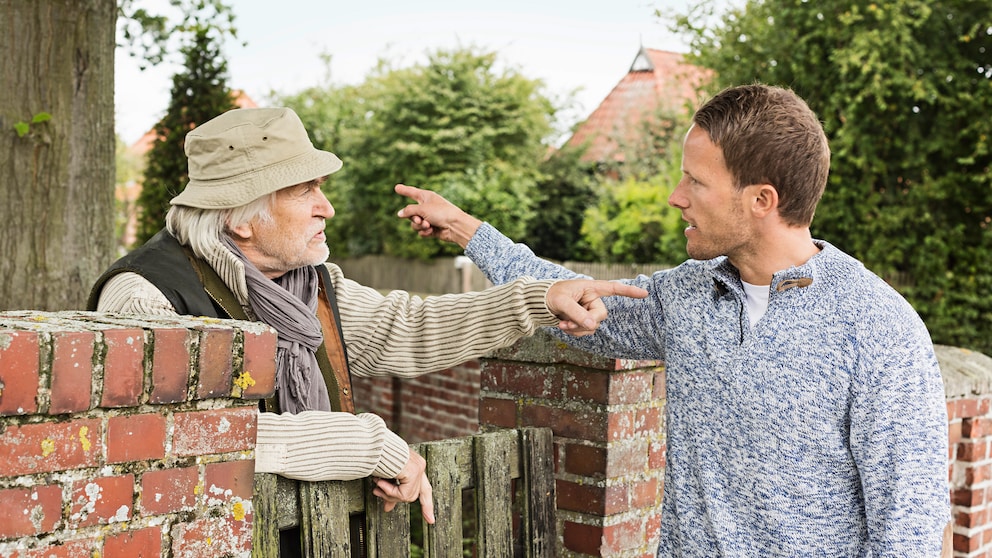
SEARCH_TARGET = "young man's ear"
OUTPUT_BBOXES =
[750,183,779,218]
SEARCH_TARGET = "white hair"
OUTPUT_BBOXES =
[165,193,274,259]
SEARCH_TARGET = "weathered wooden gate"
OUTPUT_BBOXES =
[252,427,557,557]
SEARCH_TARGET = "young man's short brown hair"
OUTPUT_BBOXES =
[693,84,831,227]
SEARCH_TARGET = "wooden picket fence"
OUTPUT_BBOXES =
[251,427,557,558]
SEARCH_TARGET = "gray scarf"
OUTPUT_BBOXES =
[222,237,329,413]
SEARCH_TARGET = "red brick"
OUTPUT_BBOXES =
[955,508,987,529]
[522,404,609,442]
[556,479,627,515]
[0,330,40,415]
[479,397,517,428]
[630,477,661,509]
[603,516,648,554]
[240,327,277,399]
[170,515,252,558]
[68,474,134,528]
[606,439,649,477]
[49,331,95,414]
[196,328,234,399]
[15,539,97,557]
[150,327,192,403]
[609,372,654,405]
[204,460,255,503]
[172,407,257,456]
[607,410,640,442]
[0,485,62,538]
[101,328,145,407]
[951,488,985,507]
[957,440,989,462]
[954,531,982,553]
[648,441,667,470]
[140,466,199,515]
[0,419,102,476]
[483,363,564,399]
[948,420,962,447]
[563,521,604,555]
[566,369,610,404]
[652,370,666,400]
[967,463,992,485]
[963,417,992,439]
[564,443,608,478]
[107,413,167,463]
[104,525,164,558]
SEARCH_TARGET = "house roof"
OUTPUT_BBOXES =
[565,48,712,164]
[126,90,258,156]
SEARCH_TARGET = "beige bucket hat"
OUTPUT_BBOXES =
[170,107,343,208]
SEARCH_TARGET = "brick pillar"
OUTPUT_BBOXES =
[0,311,276,557]
[479,330,665,557]
[942,345,992,558]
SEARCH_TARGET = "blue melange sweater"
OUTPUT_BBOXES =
[466,223,949,557]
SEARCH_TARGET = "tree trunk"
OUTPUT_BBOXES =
[0,0,116,311]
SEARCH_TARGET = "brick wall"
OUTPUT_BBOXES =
[351,360,482,443]
[0,311,276,558]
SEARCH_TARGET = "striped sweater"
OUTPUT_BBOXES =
[466,223,950,557]
[96,233,559,482]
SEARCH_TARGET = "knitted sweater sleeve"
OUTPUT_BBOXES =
[325,264,560,378]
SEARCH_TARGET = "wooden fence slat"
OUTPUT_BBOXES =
[365,478,412,558]
[252,473,280,558]
[252,428,556,557]
[300,481,353,558]
[423,438,470,558]
[521,428,557,558]
[475,430,516,558]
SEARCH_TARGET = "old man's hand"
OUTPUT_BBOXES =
[546,279,648,336]
[373,449,436,524]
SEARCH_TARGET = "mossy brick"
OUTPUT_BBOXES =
[602,516,649,555]
[557,479,628,516]
[103,526,164,558]
[149,328,192,404]
[240,325,277,399]
[0,330,40,415]
[0,485,62,538]
[565,368,611,404]
[481,362,565,399]
[172,407,257,457]
[170,515,252,558]
[13,539,98,557]
[68,474,134,528]
[140,466,199,515]
[101,328,145,407]
[521,404,609,442]
[107,414,167,463]
[564,442,608,478]
[204,459,255,503]
[0,418,102,476]
[479,397,517,428]
[196,327,235,399]
[49,331,95,414]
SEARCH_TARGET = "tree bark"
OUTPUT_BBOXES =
[0,0,116,310]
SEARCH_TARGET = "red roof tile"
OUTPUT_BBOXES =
[565,48,712,164]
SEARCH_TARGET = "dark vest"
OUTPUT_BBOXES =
[88,230,356,413]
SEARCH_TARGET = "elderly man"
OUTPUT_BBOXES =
[396,84,950,557]
[88,107,645,552]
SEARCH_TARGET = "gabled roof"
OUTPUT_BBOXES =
[565,48,712,164]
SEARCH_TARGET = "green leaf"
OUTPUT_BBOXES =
[31,112,51,124]
[13,122,29,137]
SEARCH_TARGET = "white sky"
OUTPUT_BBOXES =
[114,0,707,145]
